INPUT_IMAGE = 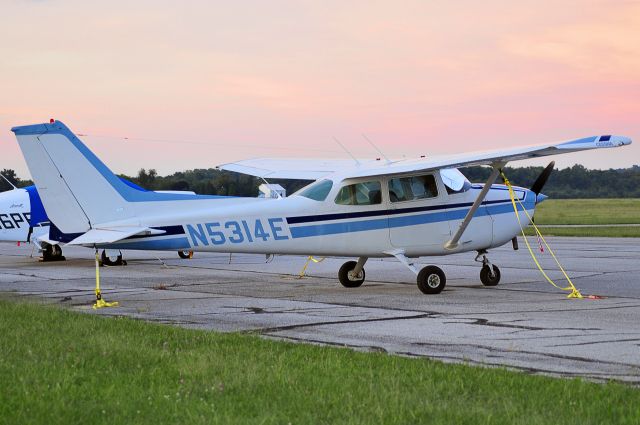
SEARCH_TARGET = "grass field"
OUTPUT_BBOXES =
[533,199,640,225]
[1,300,639,424]
[524,199,640,237]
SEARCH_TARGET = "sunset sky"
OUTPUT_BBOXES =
[1,0,639,179]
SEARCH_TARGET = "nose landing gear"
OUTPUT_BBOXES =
[338,257,367,288]
[476,250,501,286]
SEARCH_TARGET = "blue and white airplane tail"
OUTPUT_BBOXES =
[11,121,222,240]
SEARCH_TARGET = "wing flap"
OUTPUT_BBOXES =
[217,158,365,180]
[67,226,165,246]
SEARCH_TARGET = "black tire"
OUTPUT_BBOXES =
[338,261,365,288]
[417,265,446,294]
[480,265,501,286]
[178,250,192,259]
[101,250,123,266]
[51,244,63,258]
[42,244,54,261]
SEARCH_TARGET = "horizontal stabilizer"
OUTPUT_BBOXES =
[67,226,165,246]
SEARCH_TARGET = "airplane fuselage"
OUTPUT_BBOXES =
[94,175,535,258]
[0,188,32,243]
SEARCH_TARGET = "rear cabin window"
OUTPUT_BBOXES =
[297,179,333,201]
[388,174,438,202]
[335,181,382,205]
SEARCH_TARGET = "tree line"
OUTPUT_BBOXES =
[2,165,640,198]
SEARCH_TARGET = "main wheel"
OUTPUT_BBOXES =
[101,250,123,266]
[338,261,365,288]
[51,244,63,258]
[42,244,54,261]
[417,265,446,294]
[178,250,193,259]
[480,264,501,286]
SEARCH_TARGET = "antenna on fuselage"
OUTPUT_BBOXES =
[0,172,18,190]
[362,134,391,165]
[333,137,360,166]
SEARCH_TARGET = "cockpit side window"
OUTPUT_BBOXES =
[297,179,333,201]
[335,181,382,205]
[388,174,438,203]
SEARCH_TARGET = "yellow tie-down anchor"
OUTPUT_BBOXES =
[93,251,119,309]
[298,256,325,278]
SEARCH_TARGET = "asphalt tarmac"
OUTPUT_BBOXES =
[1,237,640,383]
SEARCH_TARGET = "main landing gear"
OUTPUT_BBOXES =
[41,243,65,262]
[100,250,194,265]
[417,265,446,294]
[101,249,125,266]
[336,249,502,294]
[178,250,194,259]
[338,257,367,288]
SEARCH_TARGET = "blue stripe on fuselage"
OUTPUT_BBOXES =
[286,189,526,225]
[289,200,533,239]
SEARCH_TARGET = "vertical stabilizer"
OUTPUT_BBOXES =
[12,121,132,233]
[12,121,216,234]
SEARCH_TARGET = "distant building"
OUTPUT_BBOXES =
[258,183,286,198]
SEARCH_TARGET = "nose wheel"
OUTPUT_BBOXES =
[480,265,501,286]
[476,250,501,286]
[338,260,366,288]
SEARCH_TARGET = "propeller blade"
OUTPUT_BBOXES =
[531,161,555,195]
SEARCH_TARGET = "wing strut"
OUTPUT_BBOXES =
[444,163,504,250]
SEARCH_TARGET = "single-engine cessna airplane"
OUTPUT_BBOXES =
[12,120,631,294]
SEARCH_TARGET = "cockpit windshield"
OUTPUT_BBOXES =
[295,179,334,201]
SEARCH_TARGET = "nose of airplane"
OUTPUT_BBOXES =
[536,193,548,204]
[615,136,632,146]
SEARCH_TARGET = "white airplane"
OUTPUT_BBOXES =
[0,173,196,264]
[11,120,631,294]
[0,175,61,259]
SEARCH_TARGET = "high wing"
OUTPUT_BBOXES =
[67,226,166,246]
[218,135,632,180]
[346,135,631,178]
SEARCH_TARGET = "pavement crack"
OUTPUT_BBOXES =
[447,318,599,332]
[549,337,640,348]
[250,313,436,334]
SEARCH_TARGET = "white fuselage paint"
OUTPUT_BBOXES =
[99,174,534,258]
[0,189,31,243]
